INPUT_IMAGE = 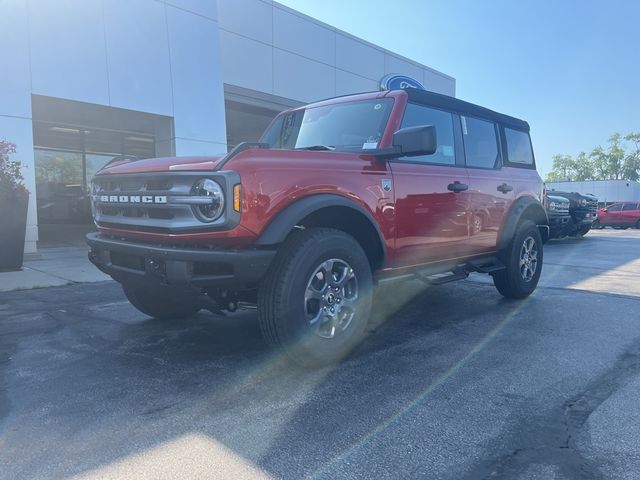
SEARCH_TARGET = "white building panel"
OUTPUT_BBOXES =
[335,70,379,97]
[218,0,272,44]
[0,1,31,118]
[165,0,218,20]
[273,49,336,103]
[103,0,174,115]
[546,180,640,203]
[273,6,336,66]
[424,69,456,97]
[219,30,274,93]
[167,5,227,146]
[29,0,110,106]
[335,33,386,83]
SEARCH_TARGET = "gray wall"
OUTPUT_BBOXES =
[547,180,640,203]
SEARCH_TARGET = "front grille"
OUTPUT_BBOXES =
[91,172,240,233]
[552,207,569,216]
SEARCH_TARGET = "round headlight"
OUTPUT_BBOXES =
[580,198,587,206]
[191,178,224,222]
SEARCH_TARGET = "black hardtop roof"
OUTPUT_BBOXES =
[405,88,530,132]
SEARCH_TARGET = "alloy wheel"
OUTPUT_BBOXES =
[304,258,358,339]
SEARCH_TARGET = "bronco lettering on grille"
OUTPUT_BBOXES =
[97,195,167,204]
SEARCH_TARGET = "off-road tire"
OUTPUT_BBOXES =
[258,228,373,368]
[576,225,591,237]
[492,220,543,299]
[123,284,200,320]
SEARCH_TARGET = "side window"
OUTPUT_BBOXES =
[608,204,623,212]
[461,116,500,169]
[622,203,636,211]
[400,103,456,165]
[505,128,535,166]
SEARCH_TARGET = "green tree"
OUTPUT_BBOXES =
[623,132,640,182]
[605,133,625,180]
[546,154,574,181]
[573,151,594,180]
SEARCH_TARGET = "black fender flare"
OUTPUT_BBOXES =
[255,194,387,263]
[497,196,549,251]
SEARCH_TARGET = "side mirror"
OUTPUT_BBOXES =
[392,125,437,157]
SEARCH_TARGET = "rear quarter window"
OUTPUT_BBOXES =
[504,128,535,167]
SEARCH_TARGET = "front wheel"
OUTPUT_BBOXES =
[576,225,591,237]
[123,284,201,319]
[492,220,543,299]
[592,220,604,229]
[258,228,373,368]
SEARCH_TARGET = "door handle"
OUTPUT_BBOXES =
[497,183,513,194]
[447,181,469,193]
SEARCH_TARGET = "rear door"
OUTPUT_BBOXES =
[460,116,514,255]
[621,203,639,226]
[390,103,470,266]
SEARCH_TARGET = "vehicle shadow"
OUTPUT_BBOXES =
[0,279,544,479]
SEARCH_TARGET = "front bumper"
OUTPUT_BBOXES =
[548,214,571,238]
[86,232,275,289]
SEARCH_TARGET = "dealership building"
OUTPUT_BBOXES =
[1,0,455,254]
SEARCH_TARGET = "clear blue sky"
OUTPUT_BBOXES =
[278,0,640,177]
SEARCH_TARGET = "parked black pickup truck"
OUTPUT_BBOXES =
[546,190,598,238]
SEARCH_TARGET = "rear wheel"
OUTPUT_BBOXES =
[258,228,372,368]
[493,220,543,299]
[123,284,200,319]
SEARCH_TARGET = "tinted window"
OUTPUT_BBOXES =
[505,128,534,166]
[400,104,456,165]
[622,203,638,211]
[462,116,500,169]
[608,204,623,211]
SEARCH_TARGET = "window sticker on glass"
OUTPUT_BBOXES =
[363,142,378,149]
[374,103,382,110]
[442,145,454,157]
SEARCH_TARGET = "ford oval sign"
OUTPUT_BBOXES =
[380,73,425,91]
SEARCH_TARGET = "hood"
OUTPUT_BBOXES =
[95,155,225,176]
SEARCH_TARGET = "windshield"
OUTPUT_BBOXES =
[260,98,394,152]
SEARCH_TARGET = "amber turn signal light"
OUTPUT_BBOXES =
[233,184,241,212]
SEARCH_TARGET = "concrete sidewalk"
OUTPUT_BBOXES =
[0,246,110,292]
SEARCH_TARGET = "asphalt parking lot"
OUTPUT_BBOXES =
[1,229,640,480]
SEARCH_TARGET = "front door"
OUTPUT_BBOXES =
[390,103,470,266]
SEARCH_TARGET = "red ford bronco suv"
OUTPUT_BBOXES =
[87,87,548,366]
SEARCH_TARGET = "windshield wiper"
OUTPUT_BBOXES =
[294,145,335,151]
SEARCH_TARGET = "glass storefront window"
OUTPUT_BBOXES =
[85,153,117,187]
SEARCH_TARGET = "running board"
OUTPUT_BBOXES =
[416,267,469,286]
[467,259,506,274]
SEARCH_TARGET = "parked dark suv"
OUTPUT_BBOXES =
[546,190,598,237]
[595,202,640,229]
[87,87,548,366]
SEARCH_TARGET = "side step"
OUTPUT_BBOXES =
[467,259,506,274]
[416,267,469,286]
